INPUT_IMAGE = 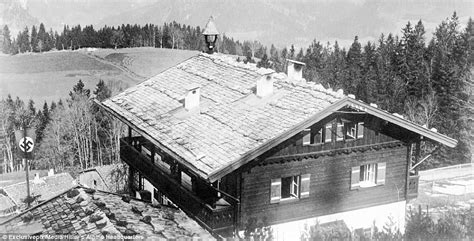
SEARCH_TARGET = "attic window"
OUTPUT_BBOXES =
[302,125,331,145]
[336,121,365,142]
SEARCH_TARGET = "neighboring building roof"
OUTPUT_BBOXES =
[2,172,75,209]
[0,186,215,239]
[79,164,127,193]
[100,53,457,182]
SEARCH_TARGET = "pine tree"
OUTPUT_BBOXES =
[430,12,471,166]
[37,23,47,52]
[31,25,38,52]
[18,27,31,53]
[93,80,111,101]
[344,36,363,96]
[2,25,12,54]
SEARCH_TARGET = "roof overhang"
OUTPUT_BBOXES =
[207,97,457,181]
[95,100,210,180]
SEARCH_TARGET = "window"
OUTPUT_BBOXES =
[154,153,171,174]
[270,174,311,203]
[282,176,299,199]
[351,162,386,189]
[345,122,364,141]
[360,163,377,187]
[181,172,193,191]
[302,128,324,145]
[141,146,152,158]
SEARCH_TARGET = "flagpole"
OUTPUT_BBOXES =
[23,124,31,208]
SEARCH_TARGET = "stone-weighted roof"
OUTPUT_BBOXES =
[0,186,214,239]
[102,53,345,180]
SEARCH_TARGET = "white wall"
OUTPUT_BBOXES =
[271,201,406,241]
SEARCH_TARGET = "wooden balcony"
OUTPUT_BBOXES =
[120,137,237,234]
[407,175,420,200]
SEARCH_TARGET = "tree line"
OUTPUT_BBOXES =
[0,21,263,56]
[263,13,473,168]
[0,13,472,172]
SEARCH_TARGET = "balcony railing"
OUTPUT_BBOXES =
[120,137,236,233]
[407,175,419,200]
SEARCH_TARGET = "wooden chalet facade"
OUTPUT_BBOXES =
[98,19,457,239]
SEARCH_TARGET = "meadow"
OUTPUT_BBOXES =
[0,48,198,107]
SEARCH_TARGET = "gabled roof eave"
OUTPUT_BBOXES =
[208,97,457,182]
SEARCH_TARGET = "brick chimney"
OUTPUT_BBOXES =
[256,74,274,98]
[184,83,201,110]
[287,59,306,81]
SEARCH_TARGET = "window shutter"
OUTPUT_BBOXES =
[336,123,344,141]
[357,122,364,138]
[350,166,360,190]
[325,124,332,143]
[377,162,386,185]
[300,174,311,198]
[302,129,311,145]
[270,178,281,203]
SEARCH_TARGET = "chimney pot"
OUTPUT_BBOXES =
[184,84,201,110]
[287,59,306,82]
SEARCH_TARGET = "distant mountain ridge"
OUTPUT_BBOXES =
[0,0,38,34]
[2,0,473,48]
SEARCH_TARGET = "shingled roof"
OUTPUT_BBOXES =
[0,186,214,239]
[101,53,345,180]
[101,53,457,182]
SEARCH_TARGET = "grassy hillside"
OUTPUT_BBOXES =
[0,48,198,107]
[90,47,198,78]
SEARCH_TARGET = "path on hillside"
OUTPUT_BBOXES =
[79,51,147,83]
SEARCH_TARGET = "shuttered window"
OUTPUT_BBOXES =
[302,128,311,146]
[270,174,310,203]
[324,124,332,143]
[270,178,281,203]
[376,162,386,185]
[351,162,387,190]
[300,174,311,198]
